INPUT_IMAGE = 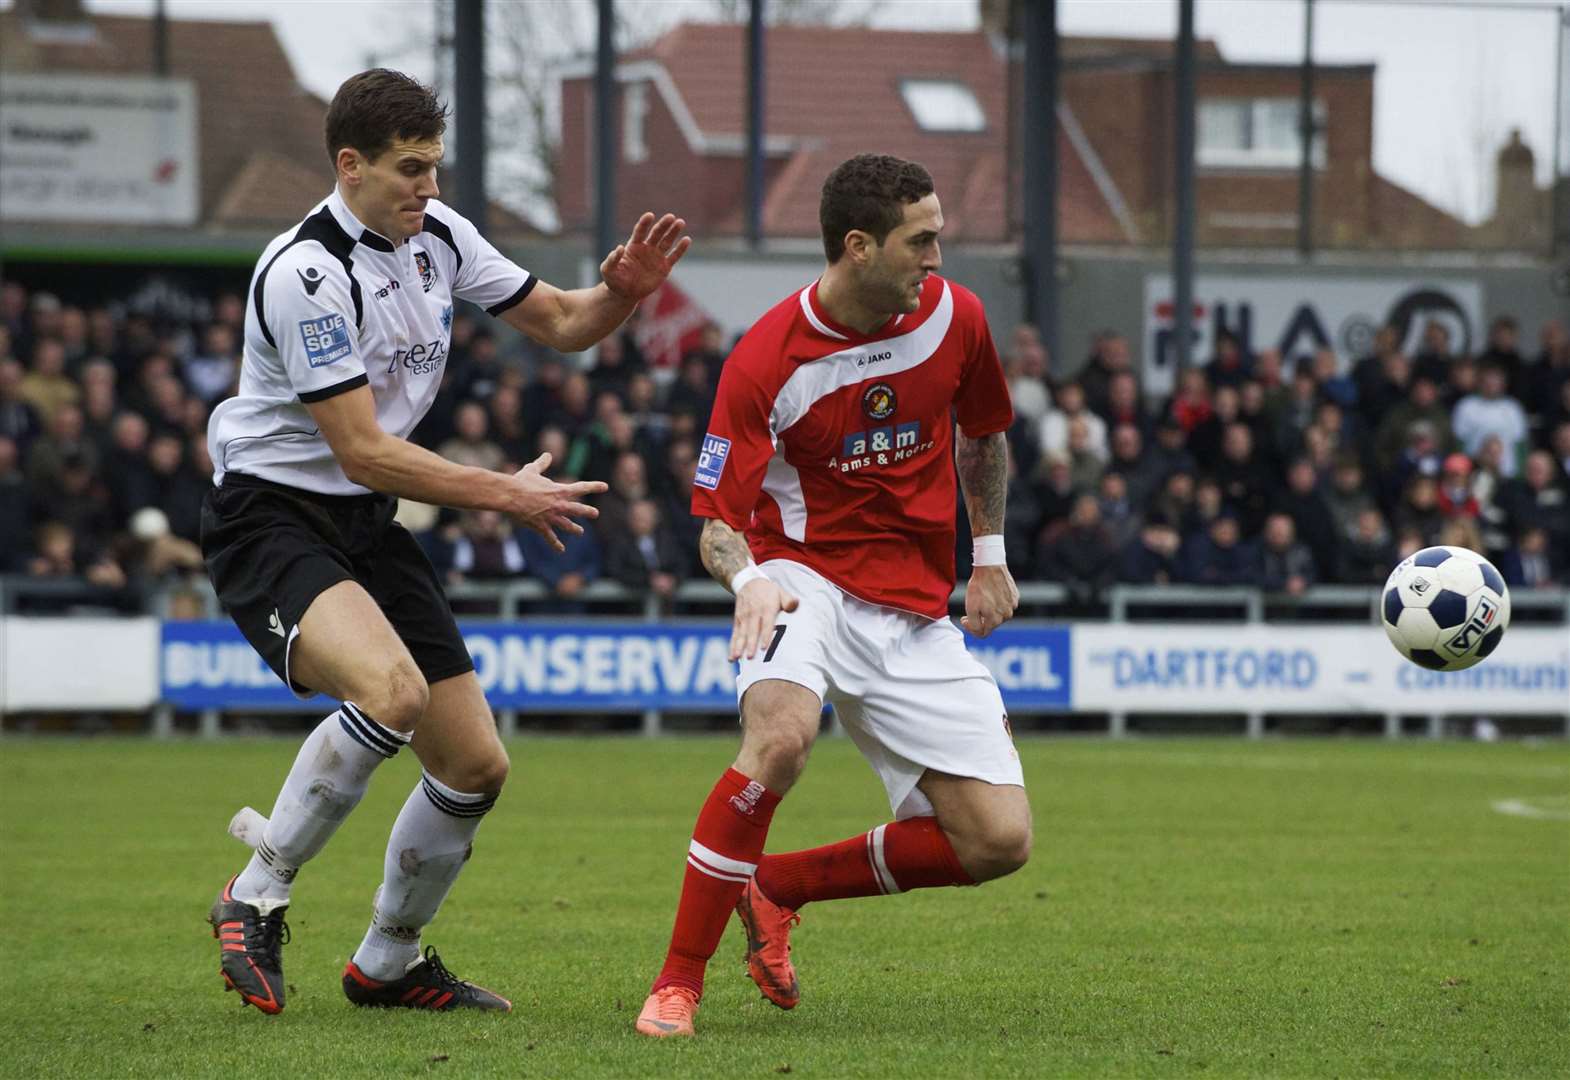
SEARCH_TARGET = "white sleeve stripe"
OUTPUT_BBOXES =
[687,855,752,883]
[868,824,901,895]
[688,839,758,878]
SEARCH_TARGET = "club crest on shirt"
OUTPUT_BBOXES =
[413,249,437,292]
[862,382,896,421]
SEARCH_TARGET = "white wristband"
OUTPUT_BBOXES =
[730,563,769,594]
[972,534,1006,567]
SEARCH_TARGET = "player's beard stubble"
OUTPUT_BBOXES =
[861,259,923,317]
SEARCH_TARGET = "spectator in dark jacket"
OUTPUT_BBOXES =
[1117,513,1182,584]
[0,434,30,571]
[604,499,688,599]
[1259,513,1317,594]
[1499,526,1560,588]
[1337,507,1397,585]
[1037,493,1118,595]
[1211,422,1273,535]
[519,522,602,608]
[1181,512,1260,586]
[1272,457,1340,581]
[1496,450,1569,542]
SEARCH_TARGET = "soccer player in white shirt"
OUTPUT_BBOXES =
[203,69,689,1014]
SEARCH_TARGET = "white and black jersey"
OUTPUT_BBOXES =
[208,188,534,495]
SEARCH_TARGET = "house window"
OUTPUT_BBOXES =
[623,81,649,163]
[899,79,986,133]
[1198,97,1326,169]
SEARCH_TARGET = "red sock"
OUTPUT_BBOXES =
[652,768,781,997]
[754,816,973,909]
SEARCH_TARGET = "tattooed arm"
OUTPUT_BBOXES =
[955,428,1019,638]
[700,517,799,661]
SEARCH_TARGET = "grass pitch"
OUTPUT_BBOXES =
[2,735,1567,1078]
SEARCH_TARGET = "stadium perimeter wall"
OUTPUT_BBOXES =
[4,616,1565,735]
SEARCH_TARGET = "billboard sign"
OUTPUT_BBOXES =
[0,73,199,225]
[1142,274,1484,397]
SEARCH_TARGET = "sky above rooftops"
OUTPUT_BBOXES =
[43,0,1570,226]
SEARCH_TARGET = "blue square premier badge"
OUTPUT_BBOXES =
[695,433,731,490]
[298,314,354,368]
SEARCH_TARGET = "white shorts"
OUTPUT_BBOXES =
[736,559,1024,819]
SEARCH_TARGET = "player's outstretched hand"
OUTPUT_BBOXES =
[730,578,799,662]
[601,212,692,302]
[961,564,1019,638]
[507,453,608,553]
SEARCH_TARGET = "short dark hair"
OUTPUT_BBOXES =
[819,154,934,263]
[324,69,448,166]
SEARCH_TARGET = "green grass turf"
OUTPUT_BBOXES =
[1,735,1567,1078]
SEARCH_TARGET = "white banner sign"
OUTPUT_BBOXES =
[1,617,161,710]
[1142,274,1484,398]
[0,74,199,225]
[1072,624,1569,716]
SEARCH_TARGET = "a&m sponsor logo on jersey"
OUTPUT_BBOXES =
[695,433,731,490]
[298,314,353,368]
[832,420,936,473]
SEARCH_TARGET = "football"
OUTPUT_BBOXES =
[1381,546,1511,671]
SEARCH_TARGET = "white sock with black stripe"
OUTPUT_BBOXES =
[350,770,498,981]
[230,702,410,909]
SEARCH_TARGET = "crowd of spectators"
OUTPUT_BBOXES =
[2,274,1567,606]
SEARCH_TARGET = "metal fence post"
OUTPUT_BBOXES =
[641,590,663,737]
[1383,713,1401,739]
[150,704,174,739]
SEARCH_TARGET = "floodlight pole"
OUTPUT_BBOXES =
[746,0,766,249]
[153,0,168,75]
[454,0,487,235]
[1172,0,1197,377]
[1022,0,1060,365]
[595,0,618,261]
[1297,0,1316,259]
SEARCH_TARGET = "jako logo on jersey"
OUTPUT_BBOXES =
[695,433,731,490]
[862,382,896,420]
[373,278,401,300]
[296,266,325,296]
[440,304,453,332]
[729,780,766,817]
[856,350,893,369]
[414,250,437,292]
[298,314,353,368]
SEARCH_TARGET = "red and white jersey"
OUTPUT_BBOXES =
[692,274,1012,619]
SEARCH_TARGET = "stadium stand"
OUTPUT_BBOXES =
[1,277,1566,612]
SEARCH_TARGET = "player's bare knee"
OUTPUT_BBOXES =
[957,819,1031,882]
[463,745,510,795]
[358,660,429,732]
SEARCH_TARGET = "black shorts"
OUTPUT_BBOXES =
[200,473,474,696]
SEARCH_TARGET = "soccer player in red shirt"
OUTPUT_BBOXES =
[635,155,1030,1038]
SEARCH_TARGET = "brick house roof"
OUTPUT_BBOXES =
[614,22,1126,244]
[563,21,1468,251]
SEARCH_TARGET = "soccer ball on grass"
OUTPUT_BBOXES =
[1381,545,1510,672]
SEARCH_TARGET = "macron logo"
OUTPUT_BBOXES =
[267,609,286,639]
